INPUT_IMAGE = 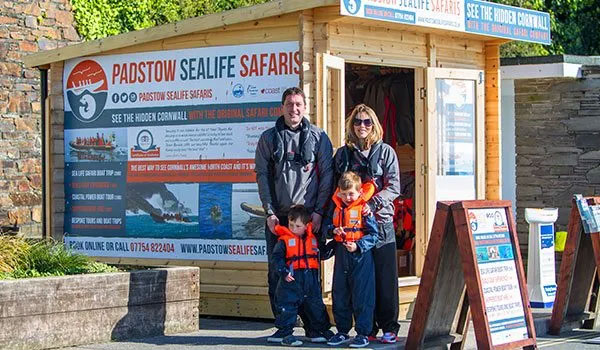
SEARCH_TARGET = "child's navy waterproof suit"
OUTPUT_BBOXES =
[323,183,379,337]
[271,223,331,336]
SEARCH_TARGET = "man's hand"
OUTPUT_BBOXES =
[267,214,279,233]
[311,212,322,233]
[285,272,295,282]
[343,241,358,252]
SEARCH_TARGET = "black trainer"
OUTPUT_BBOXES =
[327,332,351,346]
[349,334,370,348]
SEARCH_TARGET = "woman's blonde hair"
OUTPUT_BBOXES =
[345,104,383,150]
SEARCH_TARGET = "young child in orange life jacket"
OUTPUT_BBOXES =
[269,205,334,347]
[323,171,379,348]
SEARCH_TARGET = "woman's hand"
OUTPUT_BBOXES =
[361,205,372,216]
[343,242,358,252]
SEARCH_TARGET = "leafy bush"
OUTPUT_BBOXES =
[70,0,270,40]
[0,237,119,280]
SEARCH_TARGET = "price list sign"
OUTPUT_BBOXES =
[469,208,529,345]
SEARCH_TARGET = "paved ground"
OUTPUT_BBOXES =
[59,316,600,350]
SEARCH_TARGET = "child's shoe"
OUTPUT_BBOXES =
[306,329,330,343]
[327,332,351,346]
[349,335,370,348]
[307,329,335,343]
[281,335,303,347]
[267,329,289,343]
[380,332,397,344]
[322,329,335,341]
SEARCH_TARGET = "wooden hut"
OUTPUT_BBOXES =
[24,0,551,318]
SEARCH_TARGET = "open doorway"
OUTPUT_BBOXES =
[345,63,417,278]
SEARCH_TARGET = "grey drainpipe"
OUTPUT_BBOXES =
[40,68,48,239]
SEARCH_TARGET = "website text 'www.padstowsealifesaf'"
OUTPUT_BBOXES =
[180,243,266,256]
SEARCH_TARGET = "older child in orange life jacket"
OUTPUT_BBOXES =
[323,171,379,348]
[269,205,334,347]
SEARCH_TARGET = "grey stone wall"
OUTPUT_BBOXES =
[0,1,80,237]
[515,66,600,261]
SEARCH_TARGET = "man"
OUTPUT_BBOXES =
[255,87,334,343]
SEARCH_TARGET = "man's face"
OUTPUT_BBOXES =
[337,186,361,206]
[283,93,306,129]
[288,218,307,236]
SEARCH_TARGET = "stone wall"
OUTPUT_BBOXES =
[0,1,80,237]
[515,66,600,259]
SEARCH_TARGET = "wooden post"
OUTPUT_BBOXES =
[485,43,501,200]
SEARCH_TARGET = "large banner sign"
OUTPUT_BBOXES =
[63,41,300,262]
[340,0,551,44]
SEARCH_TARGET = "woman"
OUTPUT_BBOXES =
[333,103,401,343]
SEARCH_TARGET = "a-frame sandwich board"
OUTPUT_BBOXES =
[406,200,537,350]
[549,196,600,335]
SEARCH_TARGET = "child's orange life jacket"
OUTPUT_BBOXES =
[274,223,320,270]
[331,182,376,243]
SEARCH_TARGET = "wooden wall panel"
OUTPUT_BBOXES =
[433,34,486,69]
[327,22,427,67]
[485,43,501,200]
[199,293,273,318]
[300,10,316,121]
[323,23,485,70]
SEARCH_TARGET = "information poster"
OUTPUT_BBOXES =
[435,78,476,200]
[468,208,529,345]
[340,0,551,44]
[62,41,300,262]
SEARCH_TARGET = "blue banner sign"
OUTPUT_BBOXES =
[340,0,551,44]
[465,0,550,44]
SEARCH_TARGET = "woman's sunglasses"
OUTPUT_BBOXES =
[353,118,373,127]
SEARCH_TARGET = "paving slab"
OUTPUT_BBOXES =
[57,315,600,350]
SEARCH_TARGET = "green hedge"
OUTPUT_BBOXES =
[70,0,269,41]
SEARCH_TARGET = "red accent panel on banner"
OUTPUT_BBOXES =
[127,159,255,183]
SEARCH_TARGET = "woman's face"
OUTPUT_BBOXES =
[353,112,373,140]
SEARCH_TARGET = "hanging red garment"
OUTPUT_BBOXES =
[394,197,415,251]
[383,96,398,149]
